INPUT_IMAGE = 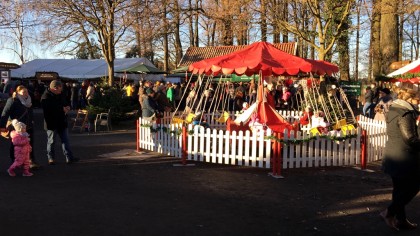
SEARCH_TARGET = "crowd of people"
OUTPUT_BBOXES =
[361,82,420,121]
[137,79,306,121]
[1,79,97,111]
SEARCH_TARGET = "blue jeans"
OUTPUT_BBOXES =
[46,129,74,161]
[363,102,372,117]
[368,103,377,118]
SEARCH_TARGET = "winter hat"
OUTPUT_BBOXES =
[12,119,26,132]
[50,80,63,89]
[146,88,154,95]
[380,88,391,95]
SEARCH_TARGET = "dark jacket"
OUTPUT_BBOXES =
[383,99,420,178]
[142,95,159,118]
[41,89,69,131]
[364,89,373,103]
[0,97,34,130]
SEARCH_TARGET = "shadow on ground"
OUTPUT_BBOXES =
[0,109,418,235]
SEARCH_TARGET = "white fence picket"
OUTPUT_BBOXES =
[357,115,387,162]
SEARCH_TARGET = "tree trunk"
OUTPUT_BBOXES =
[163,2,169,71]
[355,0,361,81]
[371,0,382,80]
[211,22,216,46]
[380,0,399,75]
[173,0,183,66]
[188,0,194,46]
[194,0,200,47]
[398,0,404,61]
[338,9,350,81]
[282,0,288,43]
[260,0,267,42]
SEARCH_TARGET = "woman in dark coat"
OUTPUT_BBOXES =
[142,88,160,120]
[381,89,420,231]
[0,85,39,168]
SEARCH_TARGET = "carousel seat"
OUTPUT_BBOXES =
[215,111,230,123]
[171,116,184,125]
[309,127,321,136]
[185,113,196,124]
[333,119,347,130]
[340,124,355,135]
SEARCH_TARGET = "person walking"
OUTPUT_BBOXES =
[41,80,79,165]
[86,82,95,105]
[70,82,80,110]
[363,86,373,117]
[0,85,40,169]
[7,120,33,177]
[380,89,420,231]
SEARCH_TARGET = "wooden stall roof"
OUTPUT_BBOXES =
[177,42,297,68]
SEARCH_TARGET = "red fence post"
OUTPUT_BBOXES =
[173,125,195,167]
[181,126,187,165]
[271,134,278,175]
[136,119,140,152]
[360,129,367,170]
[270,132,284,178]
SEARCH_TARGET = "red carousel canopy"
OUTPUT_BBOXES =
[188,42,339,76]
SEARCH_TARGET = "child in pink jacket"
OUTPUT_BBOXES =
[8,119,33,177]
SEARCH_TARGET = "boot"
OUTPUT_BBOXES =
[7,168,16,177]
[22,170,33,177]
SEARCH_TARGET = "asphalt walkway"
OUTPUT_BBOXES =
[0,109,418,236]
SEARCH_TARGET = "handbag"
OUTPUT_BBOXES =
[1,120,13,139]
[1,109,28,139]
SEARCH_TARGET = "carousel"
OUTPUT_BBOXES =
[170,42,355,136]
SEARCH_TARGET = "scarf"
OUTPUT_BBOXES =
[16,94,32,108]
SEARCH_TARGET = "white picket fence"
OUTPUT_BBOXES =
[138,118,183,158]
[357,115,387,162]
[138,111,365,170]
[187,125,273,168]
[281,128,361,168]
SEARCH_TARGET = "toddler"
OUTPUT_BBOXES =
[7,119,33,177]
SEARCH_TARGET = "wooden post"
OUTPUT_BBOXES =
[360,129,367,170]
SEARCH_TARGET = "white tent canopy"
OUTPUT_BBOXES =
[11,58,164,81]
[387,59,420,77]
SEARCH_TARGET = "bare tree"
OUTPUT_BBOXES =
[38,0,136,85]
[380,0,400,75]
[275,0,354,61]
[0,1,39,64]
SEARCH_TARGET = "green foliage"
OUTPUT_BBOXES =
[86,86,137,122]
[75,40,102,59]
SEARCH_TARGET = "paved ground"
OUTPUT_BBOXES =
[0,109,419,235]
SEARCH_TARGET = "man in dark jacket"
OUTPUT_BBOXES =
[41,80,78,165]
[380,90,420,231]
